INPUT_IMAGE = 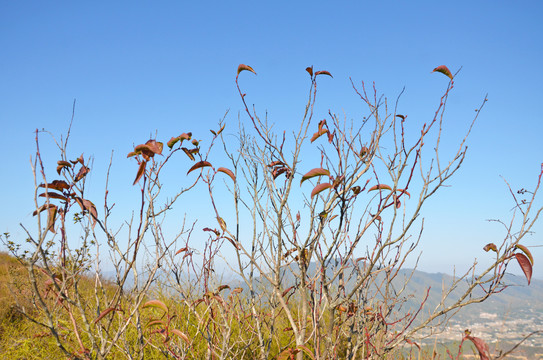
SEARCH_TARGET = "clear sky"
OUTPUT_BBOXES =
[1,1,542,278]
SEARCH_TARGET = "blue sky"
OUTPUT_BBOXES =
[1,1,542,278]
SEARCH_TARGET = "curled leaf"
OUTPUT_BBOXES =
[175,247,188,255]
[368,184,392,192]
[217,285,230,292]
[142,300,169,313]
[464,335,490,360]
[33,203,57,216]
[94,307,123,324]
[39,180,70,192]
[181,147,195,161]
[311,183,332,198]
[483,243,497,252]
[133,161,147,185]
[217,123,226,135]
[300,168,330,185]
[56,161,72,175]
[187,161,212,175]
[75,166,90,182]
[432,65,453,80]
[396,189,411,198]
[74,197,98,229]
[146,320,166,329]
[306,66,313,77]
[167,133,192,149]
[217,217,227,232]
[39,192,67,201]
[203,227,221,236]
[514,253,533,285]
[315,70,333,78]
[310,128,328,143]
[170,329,190,344]
[46,205,57,234]
[237,64,256,75]
[515,244,534,265]
[395,114,406,120]
[217,167,236,183]
[282,286,295,297]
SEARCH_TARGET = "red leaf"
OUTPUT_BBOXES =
[94,307,123,324]
[170,329,190,344]
[464,335,490,360]
[282,286,295,297]
[40,180,70,192]
[133,161,147,185]
[315,70,333,78]
[225,236,240,250]
[216,123,226,135]
[432,65,453,80]
[515,244,534,264]
[33,203,56,216]
[514,253,533,285]
[483,243,497,252]
[368,184,392,192]
[46,205,57,234]
[74,197,98,229]
[217,167,236,183]
[306,66,313,77]
[145,140,163,155]
[75,166,90,182]
[217,285,230,292]
[187,161,212,175]
[181,147,196,161]
[268,161,285,167]
[310,128,328,143]
[142,300,169,313]
[300,168,330,185]
[237,64,257,75]
[396,188,411,198]
[39,192,67,201]
[167,132,192,149]
[311,183,332,198]
[56,160,72,175]
[175,247,188,255]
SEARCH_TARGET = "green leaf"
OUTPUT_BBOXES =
[300,168,330,185]
[432,65,453,80]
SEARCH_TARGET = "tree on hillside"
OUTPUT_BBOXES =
[3,64,541,360]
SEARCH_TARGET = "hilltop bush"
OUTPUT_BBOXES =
[2,64,541,360]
